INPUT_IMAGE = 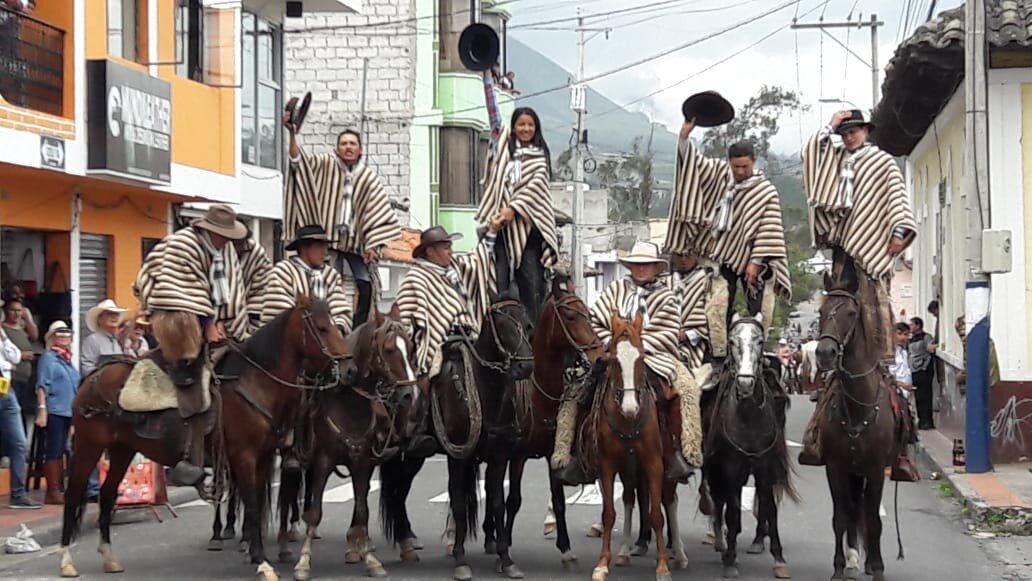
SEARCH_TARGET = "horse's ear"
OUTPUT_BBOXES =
[389,302,401,322]
[754,312,764,325]
[731,312,741,324]
[374,309,385,327]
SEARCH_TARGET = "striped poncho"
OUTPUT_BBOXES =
[260,258,353,334]
[134,227,250,341]
[477,126,559,273]
[665,269,710,369]
[802,130,917,279]
[395,242,496,375]
[236,239,272,328]
[284,149,401,256]
[664,141,730,257]
[591,278,682,383]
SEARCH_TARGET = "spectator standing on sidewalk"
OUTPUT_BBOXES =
[909,316,937,429]
[0,298,41,509]
[888,322,914,399]
[35,321,80,505]
[2,298,36,439]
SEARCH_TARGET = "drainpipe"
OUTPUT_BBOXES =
[70,189,82,369]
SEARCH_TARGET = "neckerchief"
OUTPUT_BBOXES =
[52,346,72,363]
[836,144,873,213]
[711,173,763,234]
[417,259,467,299]
[199,231,230,308]
[292,256,327,301]
[336,159,364,239]
[620,277,663,324]
[506,144,543,187]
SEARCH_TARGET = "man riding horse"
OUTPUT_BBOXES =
[394,217,507,454]
[552,241,702,486]
[666,250,712,371]
[798,110,919,481]
[133,204,251,487]
[261,224,354,471]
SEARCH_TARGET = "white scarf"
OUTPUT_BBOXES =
[506,144,543,187]
[711,173,763,234]
[417,259,467,299]
[620,278,661,326]
[292,257,326,301]
[199,231,230,308]
[337,159,363,239]
[836,144,873,213]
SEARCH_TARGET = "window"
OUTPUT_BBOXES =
[108,0,141,61]
[241,12,281,170]
[441,127,489,206]
[175,0,203,80]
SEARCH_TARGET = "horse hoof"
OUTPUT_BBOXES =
[561,554,579,572]
[673,558,690,571]
[256,561,279,581]
[871,572,885,581]
[831,567,845,580]
[543,522,557,537]
[445,543,454,557]
[293,567,311,581]
[587,523,604,538]
[656,572,673,581]
[845,566,861,580]
[288,528,304,544]
[345,550,362,564]
[630,544,648,557]
[484,540,497,555]
[454,564,474,581]
[222,527,237,540]
[279,550,294,564]
[614,554,631,567]
[747,541,765,554]
[722,565,739,578]
[239,540,249,553]
[103,560,125,574]
[591,565,609,581]
[702,531,715,545]
[368,565,388,578]
[208,539,224,552]
[500,563,524,579]
[60,564,80,578]
[400,548,420,562]
[774,562,792,579]
[408,535,424,550]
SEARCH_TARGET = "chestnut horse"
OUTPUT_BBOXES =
[58,297,351,581]
[815,266,897,581]
[590,313,670,581]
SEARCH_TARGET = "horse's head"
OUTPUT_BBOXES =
[609,311,645,419]
[728,313,765,398]
[816,270,861,371]
[485,287,534,380]
[542,275,605,365]
[292,293,351,378]
[366,306,419,409]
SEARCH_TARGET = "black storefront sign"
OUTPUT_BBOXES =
[39,135,65,170]
[87,59,172,184]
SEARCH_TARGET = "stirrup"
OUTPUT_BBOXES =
[405,435,438,458]
[169,460,206,487]
[797,446,824,467]
[665,451,694,483]
[554,461,593,487]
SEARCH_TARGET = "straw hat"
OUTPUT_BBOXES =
[618,241,668,271]
[86,299,127,333]
[45,320,73,342]
[191,204,248,240]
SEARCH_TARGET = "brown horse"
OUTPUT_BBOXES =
[291,310,418,580]
[815,268,897,581]
[58,296,351,581]
[480,275,603,571]
[591,313,670,581]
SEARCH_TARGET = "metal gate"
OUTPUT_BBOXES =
[79,234,110,332]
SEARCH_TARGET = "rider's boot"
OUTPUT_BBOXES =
[280,429,302,474]
[890,451,920,482]
[664,451,693,482]
[555,460,594,487]
[169,358,208,488]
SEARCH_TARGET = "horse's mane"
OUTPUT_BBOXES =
[243,299,332,367]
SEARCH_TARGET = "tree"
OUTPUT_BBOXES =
[599,126,656,222]
[700,85,807,161]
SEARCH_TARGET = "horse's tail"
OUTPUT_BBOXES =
[276,467,304,529]
[64,496,88,545]
[378,457,408,545]
[461,463,480,540]
[773,429,801,505]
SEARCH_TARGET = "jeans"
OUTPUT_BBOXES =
[337,251,372,328]
[720,264,768,328]
[0,389,28,497]
[495,227,547,327]
[44,414,71,462]
[913,369,935,428]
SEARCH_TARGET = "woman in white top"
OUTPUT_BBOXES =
[889,322,914,399]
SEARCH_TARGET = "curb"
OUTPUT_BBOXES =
[7,486,200,550]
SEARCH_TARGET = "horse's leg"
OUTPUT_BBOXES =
[548,464,578,571]
[289,477,303,542]
[397,456,425,550]
[615,474,635,566]
[483,489,497,555]
[225,486,238,539]
[503,450,526,559]
[827,467,849,580]
[640,438,670,581]
[237,450,276,579]
[631,467,651,556]
[591,462,617,581]
[748,474,768,555]
[210,498,225,551]
[277,467,301,562]
[710,474,728,555]
[844,473,864,580]
[484,452,503,556]
[96,445,134,574]
[348,460,387,578]
[293,453,331,581]
[489,450,521,578]
[864,473,887,581]
[763,479,790,580]
[448,457,475,581]
[59,432,104,578]
[666,486,689,570]
[720,476,743,579]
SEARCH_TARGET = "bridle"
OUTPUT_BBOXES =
[726,317,764,389]
[818,289,881,380]
[530,292,603,402]
[718,318,781,458]
[600,328,651,441]
[470,299,534,374]
[366,321,418,396]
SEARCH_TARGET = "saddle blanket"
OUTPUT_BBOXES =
[118,358,212,414]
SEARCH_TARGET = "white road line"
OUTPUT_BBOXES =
[567,482,624,505]
[323,480,381,503]
[429,480,509,503]
[741,486,755,512]
[786,439,802,448]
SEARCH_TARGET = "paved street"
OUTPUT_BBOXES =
[0,397,1018,580]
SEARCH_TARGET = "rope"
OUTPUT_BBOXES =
[895,480,905,560]
[431,343,482,459]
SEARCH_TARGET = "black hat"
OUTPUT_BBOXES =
[682,91,735,127]
[834,109,874,134]
[413,226,463,259]
[284,92,312,132]
[458,23,500,71]
[286,225,330,251]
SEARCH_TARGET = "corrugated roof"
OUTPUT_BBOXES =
[873,1,1032,156]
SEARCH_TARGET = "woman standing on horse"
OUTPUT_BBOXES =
[477,107,558,328]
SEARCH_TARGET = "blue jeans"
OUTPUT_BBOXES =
[0,390,28,498]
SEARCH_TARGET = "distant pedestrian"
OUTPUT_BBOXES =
[909,317,936,429]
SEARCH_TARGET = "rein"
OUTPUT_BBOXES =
[530,293,601,404]
[819,289,882,379]
[718,319,781,458]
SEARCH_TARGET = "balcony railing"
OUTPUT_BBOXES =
[0,6,64,117]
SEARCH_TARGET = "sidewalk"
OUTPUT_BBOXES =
[918,428,1032,532]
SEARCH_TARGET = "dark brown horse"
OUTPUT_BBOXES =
[58,297,351,581]
[478,276,603,572]
[591,313,670,581]
[291,310,418,580]
[815,268,897,581]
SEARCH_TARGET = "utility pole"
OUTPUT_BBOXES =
[791,14,884,110]
[964,0,992,474]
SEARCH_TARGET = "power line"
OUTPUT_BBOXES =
[509,0,684,30]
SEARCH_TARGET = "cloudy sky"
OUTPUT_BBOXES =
[507,0,963,154]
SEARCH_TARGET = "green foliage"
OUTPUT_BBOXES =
[599,131,656,222]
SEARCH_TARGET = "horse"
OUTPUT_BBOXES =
[815,267,898,581]
[378,289,533,581]
[590,313,670,581]
[58,296,352,581]
[291,309,419,580]
[704,314,795,579]
[480,275,604,571]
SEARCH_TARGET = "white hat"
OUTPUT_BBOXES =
[86,299,127,333]
[618,241,668,270]
[778,338,788,345]
[45,320,73,342]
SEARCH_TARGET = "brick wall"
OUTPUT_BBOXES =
[284,0,417,225]
[0,97,75,139]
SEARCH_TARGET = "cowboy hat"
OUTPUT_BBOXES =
[682,91,735,127]
[413,226,463,259]
[834,109,875,134]
[284,92,312,132]
[619,241,668,271]
[45,320,72,342]
[191,204,248,241]
[286,224,331,251]
[86,299,127,333]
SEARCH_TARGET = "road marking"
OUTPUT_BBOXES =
[175,499,207,509]
[323,480,381,503]
[741,486,755,512]
[429,480,509,503]
[567,482,624,505]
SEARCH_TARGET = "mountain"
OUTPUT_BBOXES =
[508,37,678,188]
